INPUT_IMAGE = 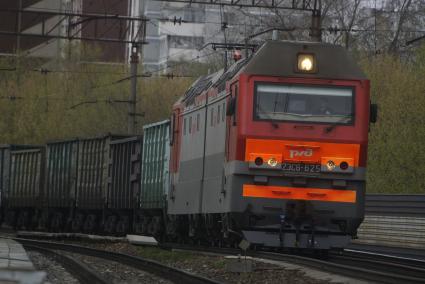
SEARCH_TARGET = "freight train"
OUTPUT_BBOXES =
[0,40,377,251]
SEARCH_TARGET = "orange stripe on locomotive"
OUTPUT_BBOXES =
[245,138,360,168]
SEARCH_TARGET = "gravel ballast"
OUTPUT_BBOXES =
[66,252,173,284]
[90,242,335,284]
[28,250,79,284]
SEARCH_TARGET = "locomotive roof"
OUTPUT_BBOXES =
[182,40,366,105]
[183,58,248,104]
[243,40,367,80]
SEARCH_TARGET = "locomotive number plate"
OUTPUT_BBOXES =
[282,163,321,173]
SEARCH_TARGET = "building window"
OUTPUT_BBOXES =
[210,108,214,127]
[189,116,192,134]
[183,118,187,135]
[197,113,200,131]
[168,35,204,49]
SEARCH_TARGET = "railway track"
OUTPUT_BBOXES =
[165,243,425,284]
[25,244,109,284]
[9,233,425,283]
[339,248,425,269]
[15,238,222,284]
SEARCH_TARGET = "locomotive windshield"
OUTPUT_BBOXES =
[254,83,354,124]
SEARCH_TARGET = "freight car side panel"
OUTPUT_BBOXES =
[140,120,170,209]
[8,148,45,208]
[0,147,10,208]
[108,136,142,209]
[46,140,79,208]
[76,137,110,209]
[0,145,37,209]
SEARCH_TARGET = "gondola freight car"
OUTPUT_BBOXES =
[45,135,141,233]
[0,145,45,228]
[134,120,170,237]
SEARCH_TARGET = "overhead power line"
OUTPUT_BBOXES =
[406,34,425,46]
[149,0,316,11]
[157,17,425,34]
[0,8,148,45]
[0,8,147,22]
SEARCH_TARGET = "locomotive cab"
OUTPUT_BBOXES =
[226,41,371,250]
[168,40,372,251]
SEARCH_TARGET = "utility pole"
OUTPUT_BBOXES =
[128,44,139,134]
[16,0,23,84]
[310,1,322,42]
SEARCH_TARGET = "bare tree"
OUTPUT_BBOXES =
[388,0,413,53]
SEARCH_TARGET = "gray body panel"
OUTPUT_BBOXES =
[168,93,227,214]
[243,40,367,80]
[223,161,365,244]
[224,160,365,217]
[242,230,351,249]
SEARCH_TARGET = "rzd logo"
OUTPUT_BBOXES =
[289,149,313,158]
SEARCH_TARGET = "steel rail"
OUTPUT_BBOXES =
[24,244,109,284]
[163,243,425,284]
[254,251,425,284]
[15,238,222,284]
[328,253,425,280]
[341,248,425,268]
[11,234,425,283]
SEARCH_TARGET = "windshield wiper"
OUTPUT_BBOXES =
[256,103,279,129]
[324,116,352,133]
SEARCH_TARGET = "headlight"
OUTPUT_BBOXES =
[254,157,263,166]
[340,161,349,170]
[297,53,316,73]
[326,160,336,171]
[267,157,278,167]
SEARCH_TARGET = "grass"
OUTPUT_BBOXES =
[212,259,226,269]
[135,246,197,263]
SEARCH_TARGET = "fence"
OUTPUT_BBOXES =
[356,194,425,249]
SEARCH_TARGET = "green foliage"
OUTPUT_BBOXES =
[362,45,425,193]
[0,59,192,144]
[135,246,195,263]
[2,44,424,194]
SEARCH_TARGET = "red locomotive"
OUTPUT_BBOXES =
[167,40,377,250]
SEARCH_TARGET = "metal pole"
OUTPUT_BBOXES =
[224,50,228,71]
[310,0,322,42]
[272,29,278,40]
[310,9,322,42]
[128,44,139,134]
[16,0,22,84]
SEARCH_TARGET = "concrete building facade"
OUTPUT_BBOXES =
[0,0,261,69]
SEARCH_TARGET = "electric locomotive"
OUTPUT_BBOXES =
[167,40,377,250]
